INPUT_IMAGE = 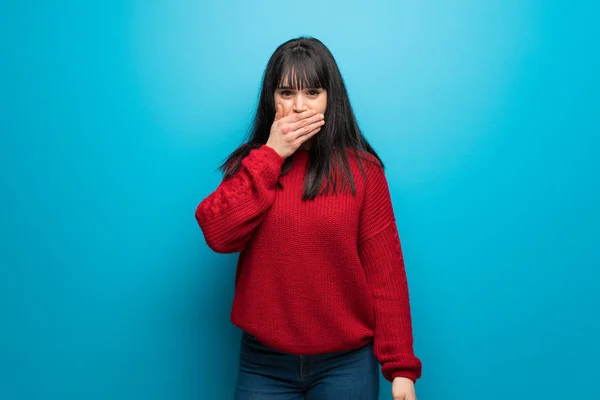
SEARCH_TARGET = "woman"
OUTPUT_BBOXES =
[195,36,421,400]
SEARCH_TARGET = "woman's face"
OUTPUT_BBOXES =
[273,85,327,117]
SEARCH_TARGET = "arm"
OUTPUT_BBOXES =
[195,145,284,253]
[358,163,422,383]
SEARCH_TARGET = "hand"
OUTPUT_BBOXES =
[265,104,325,159]
[392,376,417,400]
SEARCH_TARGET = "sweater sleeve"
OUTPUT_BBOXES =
[195,145,284,253]
[358,163,422,383]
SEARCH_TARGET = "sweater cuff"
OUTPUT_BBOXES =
[244,145,285,186]
[390,370,420,384]
[382,355,422,383]
[258,145,285,167]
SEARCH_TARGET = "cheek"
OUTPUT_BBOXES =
[274,96,293,113]
[315,96,327,113]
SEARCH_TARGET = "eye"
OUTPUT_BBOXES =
[307,89,321,96]
[279,90,293,97]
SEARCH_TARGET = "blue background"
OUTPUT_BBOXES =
[2,1,599,399]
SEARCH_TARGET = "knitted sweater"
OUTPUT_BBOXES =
[195,144,422,382]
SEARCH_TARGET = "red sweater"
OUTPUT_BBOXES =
[195,144,422,383]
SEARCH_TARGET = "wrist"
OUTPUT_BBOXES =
[263,144,286,161]
[264,143,286,159]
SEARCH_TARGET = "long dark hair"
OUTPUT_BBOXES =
[218,36,384,200]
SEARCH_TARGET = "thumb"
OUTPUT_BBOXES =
[275,103,283,121]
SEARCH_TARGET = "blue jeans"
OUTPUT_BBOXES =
[234,331,380,400]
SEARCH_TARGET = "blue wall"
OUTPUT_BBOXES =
[2,1,598,399]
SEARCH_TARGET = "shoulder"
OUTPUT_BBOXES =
[345,148,384,172]
[344,148,386,183]
[339,148,389,202]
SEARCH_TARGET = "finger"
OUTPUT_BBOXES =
[275,104,283,121]
[293,126,321,146]
[285,109,316,123]
[291,119,325,139]
[289,113,324,132]
[305,126,322,138]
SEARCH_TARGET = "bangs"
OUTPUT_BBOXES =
[276,53,325,90]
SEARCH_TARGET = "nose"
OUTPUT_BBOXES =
[292,93,307,113]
